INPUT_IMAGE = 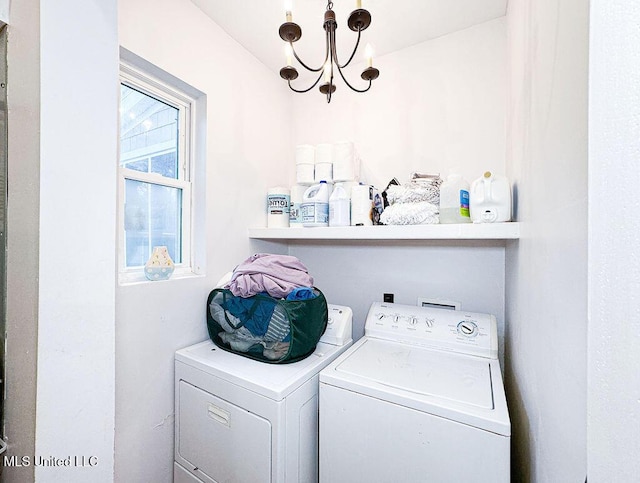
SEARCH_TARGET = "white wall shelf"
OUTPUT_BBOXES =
[248,222,520,241]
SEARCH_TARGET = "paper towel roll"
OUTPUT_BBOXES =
[339,181,360,198]
[297,165,315,185]
[334,141,354,161]
[350,184,373,226]
[296,145,315,184]
[315,162,333,183]
[267,187,290,228]
[295,144,315,164]
[315,144,333,164]
[333,141,359,181]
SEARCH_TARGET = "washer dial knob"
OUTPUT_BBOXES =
[457,321,479,337]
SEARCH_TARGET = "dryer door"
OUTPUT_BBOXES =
[177,381,272,482]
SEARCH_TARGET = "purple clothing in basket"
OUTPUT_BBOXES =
[226,253,314,298]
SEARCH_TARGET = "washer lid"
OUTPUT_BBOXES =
[321,338,510,435]
[335,338,492,408]
[176,339,352,401]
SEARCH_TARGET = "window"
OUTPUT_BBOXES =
[118,63,195,282]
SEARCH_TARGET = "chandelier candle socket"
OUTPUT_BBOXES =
[279,0,380,103]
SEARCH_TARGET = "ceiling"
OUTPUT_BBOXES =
[190,0,508,74]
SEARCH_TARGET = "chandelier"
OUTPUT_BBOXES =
[278,0,380,103]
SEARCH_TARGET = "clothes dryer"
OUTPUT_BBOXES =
[174,305,353,483]
[319,302,510,483]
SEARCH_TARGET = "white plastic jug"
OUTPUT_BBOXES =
[469,171,511,223]
[301,181,331,227]
[329,183,350,227]
[289,184,307,228]
[439,174,471,224]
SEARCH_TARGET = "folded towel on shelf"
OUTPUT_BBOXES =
[385,180,441,205]
[380,201,439,225]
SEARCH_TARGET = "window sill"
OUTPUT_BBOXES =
[118,267,204,287]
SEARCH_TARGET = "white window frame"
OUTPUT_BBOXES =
[118,62,196,284]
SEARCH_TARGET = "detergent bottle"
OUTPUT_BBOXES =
[329,183,350,227]
[439,174,471,224]
[301,181,331,227]
[469,171,511,223]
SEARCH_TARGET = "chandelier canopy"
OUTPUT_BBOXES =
[278,0,380,103]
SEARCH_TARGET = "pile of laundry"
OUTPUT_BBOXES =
[380,174,442,225]
[209,253,316,360]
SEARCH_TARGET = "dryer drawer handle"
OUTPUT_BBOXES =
[207,404,230,427]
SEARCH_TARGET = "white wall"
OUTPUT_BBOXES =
[290,241,506,342]
[505,0,589,481]
[291,18,507,187]
[36,1,119,482]
[116,1,291,481]
[588,1,640,480]
[286,18,509,355]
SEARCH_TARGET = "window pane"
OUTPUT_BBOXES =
[120,84,179,178]
[124,179,182,267]
[151,152,178,178]
[123,158,149,172]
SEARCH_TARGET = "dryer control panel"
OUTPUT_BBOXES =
[365,302,498,359]
[319,304,353,347]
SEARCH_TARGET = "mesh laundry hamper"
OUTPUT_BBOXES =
[206,287,328,364]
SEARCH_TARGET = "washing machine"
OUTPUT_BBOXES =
[319,302,510,483]
[174,304,353,483]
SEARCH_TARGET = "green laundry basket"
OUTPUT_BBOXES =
[206,287,328,364]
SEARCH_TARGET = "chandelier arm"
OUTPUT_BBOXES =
[333,61,372,93]
[330,30,372,93]
[336,27,362,69]
[287,72,325,93]
[289,29,331,73]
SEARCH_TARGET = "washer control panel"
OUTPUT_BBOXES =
[365,302,498,359]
